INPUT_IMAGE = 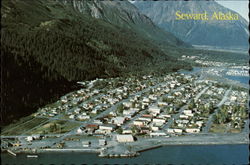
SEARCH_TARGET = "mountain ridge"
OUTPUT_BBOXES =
[134,0,249,49]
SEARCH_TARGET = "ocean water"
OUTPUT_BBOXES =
[180,67,249,85]
[225,75,249,85]
[1,144,249,165]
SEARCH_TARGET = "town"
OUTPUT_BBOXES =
[1,72,248,157]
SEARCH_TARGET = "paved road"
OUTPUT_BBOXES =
[202,87,232,133]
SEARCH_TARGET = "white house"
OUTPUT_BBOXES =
[99,124,116,131]
[158,102,168,107]
[152,118,165,124]
[133,120,145,126]
[166,128,175,133]
[112,117,125,126]
[122,129,133,134]
[185,128,200,133]
[138,117,151,122]
[150,131,166,136]
[148,106,161,114]
[151,126,159,131]
[123,102,132,108]
[77,127,84,134]
[183,110,192,115]
[173,129,183,133]
[179,115,189,119]
[26,136,33,142]
[143,98,150,103]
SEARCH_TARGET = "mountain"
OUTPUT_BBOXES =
[58,0,190,47]
[134,0,249,49]
[1,0,191,125]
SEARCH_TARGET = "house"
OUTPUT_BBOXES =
[140,127,151,134]
[196,121,203,127]
[86,124,99,131]
[77,127,85,134]
[152,118,165,124]
[123,102,132,108]
[116,134,134,143]
[148,106,161,114]
[133,120,145,126]
[159,114,171,118]
[26,136,33,142]
[112,117,125,126]
[173,129,183,133]
[183,110,192,115]
[166,128,175,133]
[122,129,133,134]
[93,120,103,125]
[185,128,200,133]
[138,117,151,122]
[143,98,150,103]
[158,102,168,107]
[149,95,157,101]
[150,131,166,136]
[77,115,90,120]
[170,84,175,88]
[151,126,159,131]
[123,110,135,116]
[99,124,116,131]
[142,114,153,118]
[179,115,189,119]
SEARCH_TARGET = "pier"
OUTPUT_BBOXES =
[7,150,17,156]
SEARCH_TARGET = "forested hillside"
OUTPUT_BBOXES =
[1,0,192,125]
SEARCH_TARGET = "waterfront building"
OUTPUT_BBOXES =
[116,134,134,142]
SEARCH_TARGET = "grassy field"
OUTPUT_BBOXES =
[27,120,81,135]
[209,124,227,133]
[1,117,49,135]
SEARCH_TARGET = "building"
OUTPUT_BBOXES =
[99,139,106,146]
[77,127,85,134]
[150,132,166,136]
[122,129,133,134]
[26,136,33,142]
[133,120,145,126]
[148,106,161,114]
[158,102,168,107]
[138,117,151,122]
[116,134,134,143]
[99,124,116,131]
[112,117,126,126]
[185,128,200,133]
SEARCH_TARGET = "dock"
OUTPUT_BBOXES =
[7,150,17,156]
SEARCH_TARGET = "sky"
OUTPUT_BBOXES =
[216,0,249,21]
[129,0,249,21]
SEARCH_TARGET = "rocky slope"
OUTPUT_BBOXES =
[134,0,249,49]
[58,0,189,47]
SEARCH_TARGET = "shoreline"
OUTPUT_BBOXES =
[2,133,249,158]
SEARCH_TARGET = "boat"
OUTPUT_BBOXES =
[27,155,38,158]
